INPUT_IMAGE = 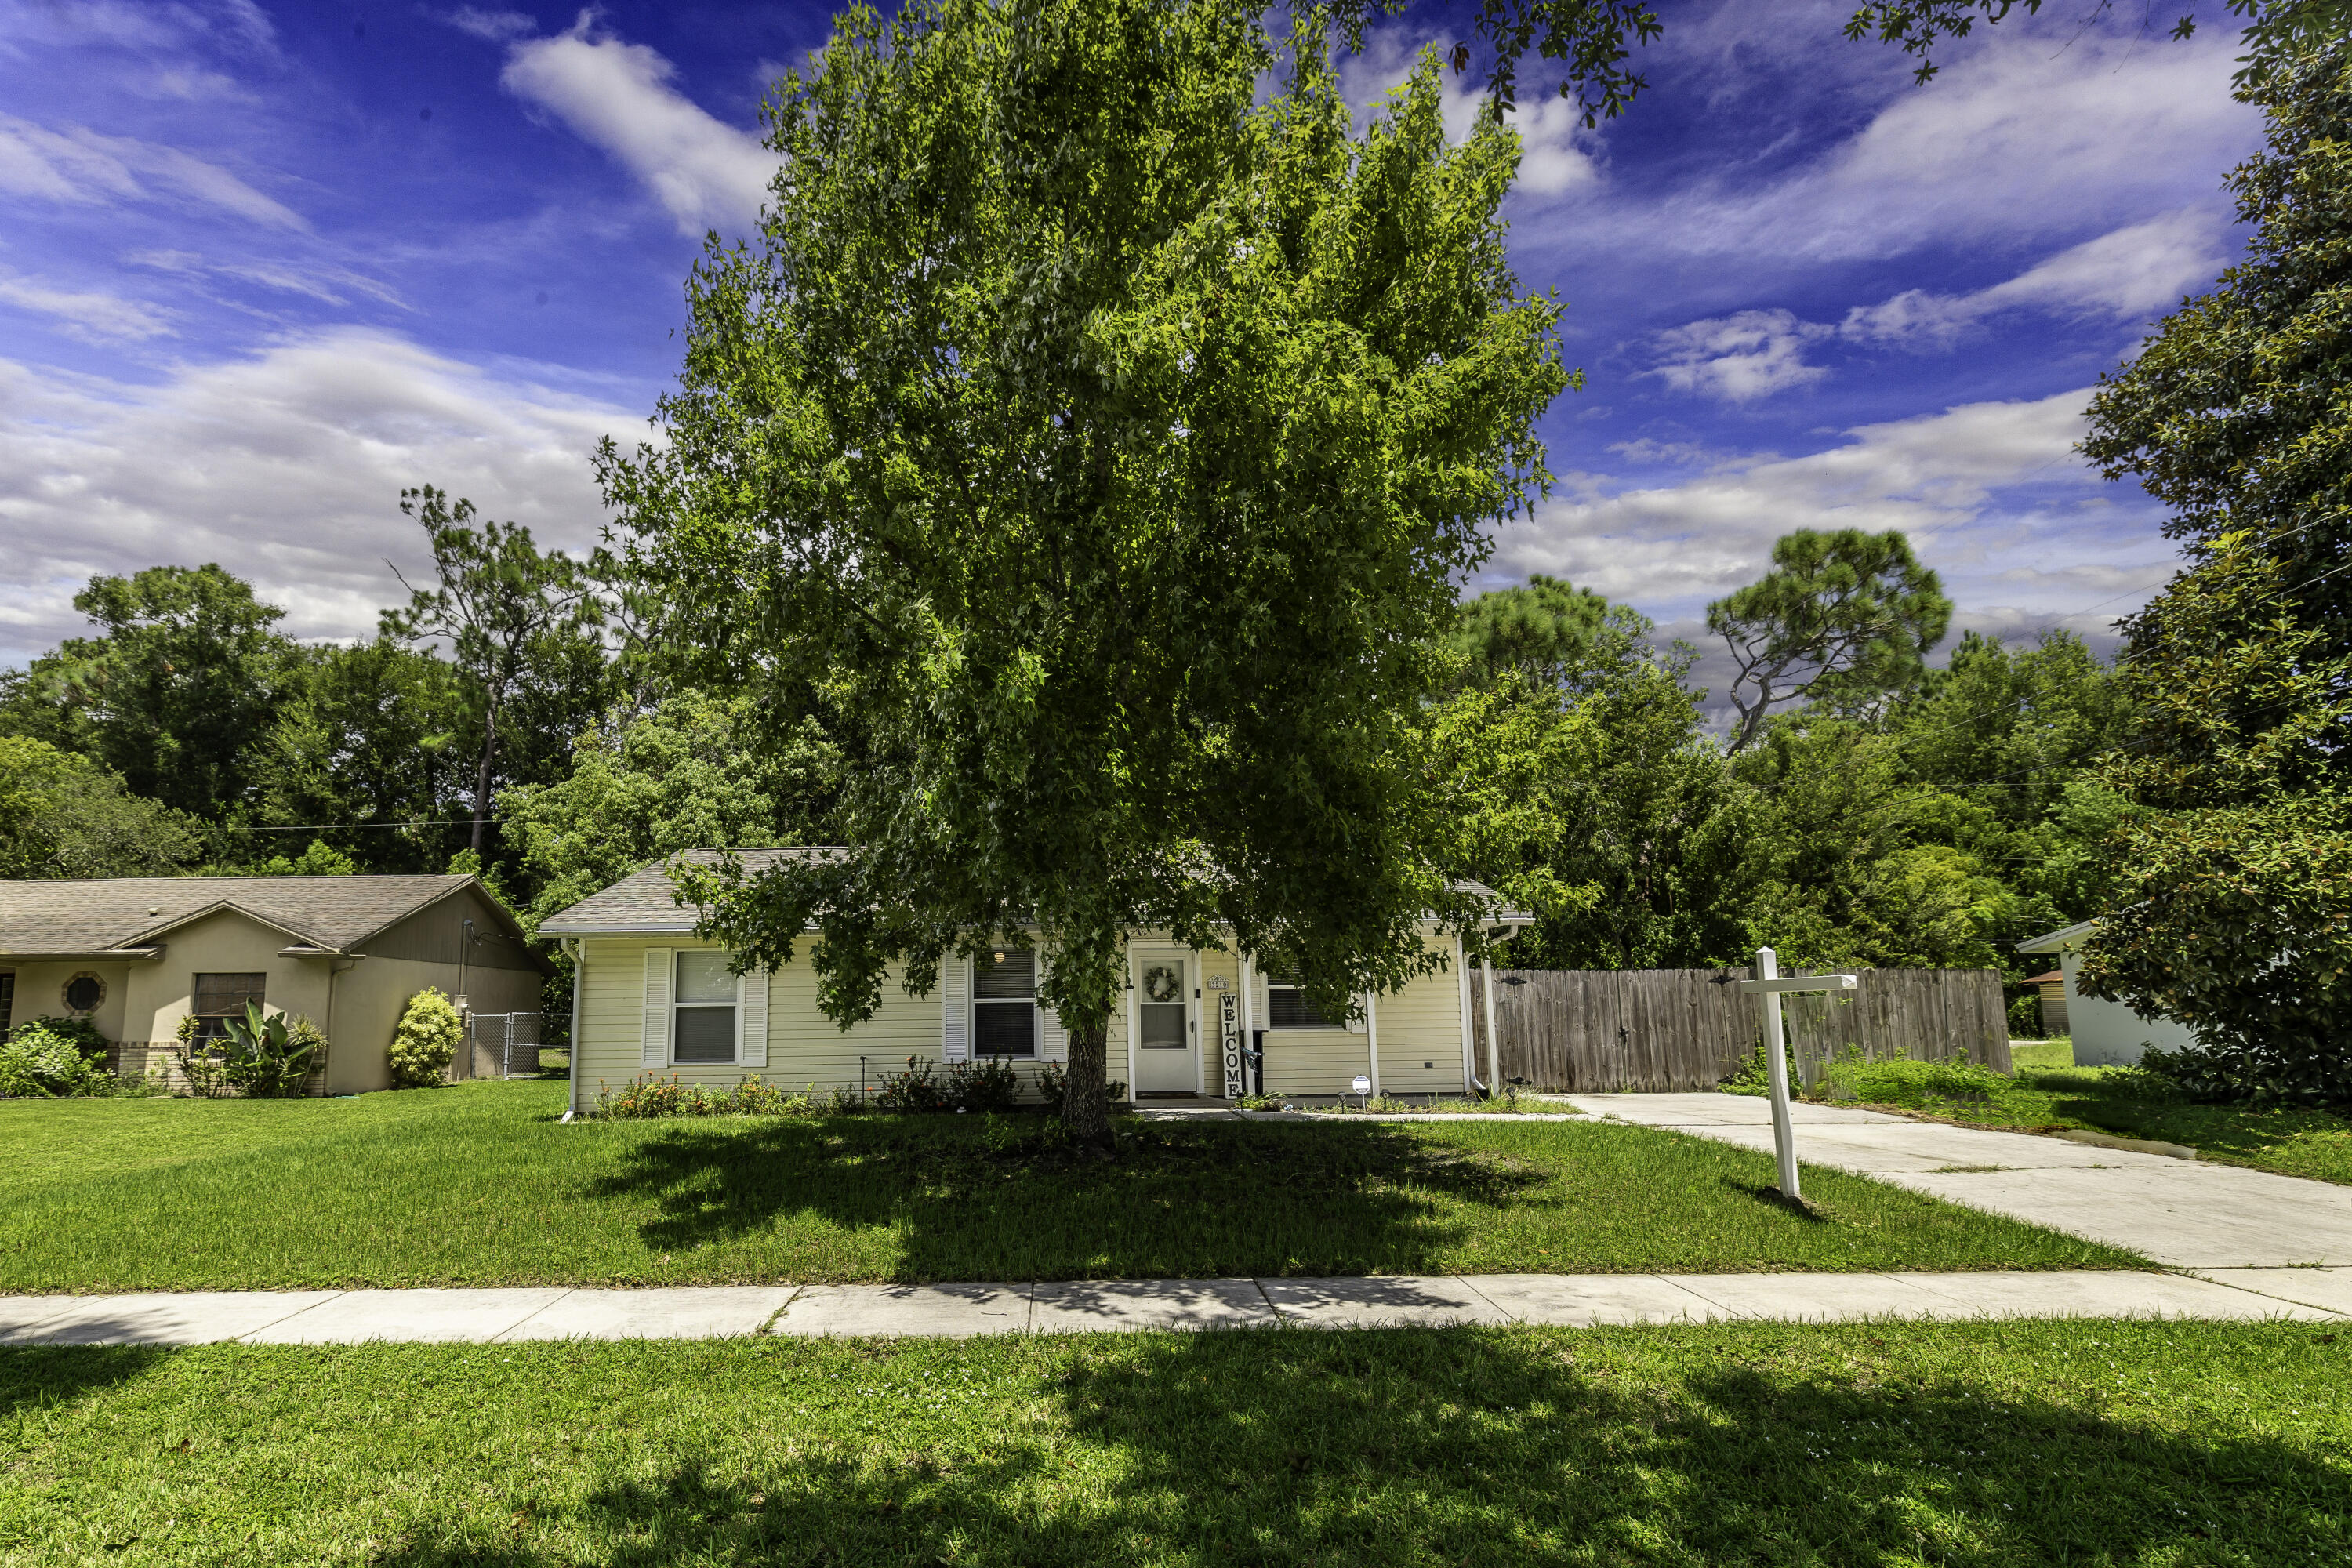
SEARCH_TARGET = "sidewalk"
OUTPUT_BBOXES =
[1564,1092,2352,1269]
[4,1267,2347,1345]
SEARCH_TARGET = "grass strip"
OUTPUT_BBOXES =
[0,1082,2140,1291]
[1773,1047,2352,1186]
[3,1319,2347,1565]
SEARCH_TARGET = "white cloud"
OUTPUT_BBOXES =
[1642,308,1831,402]
[1490,389,2187,706]
[448,7,535,42]
[1843,212,2226,347]
[1604,27,2257,264]
[0,110,303,228]
[1338,31,1601,199]
[125,248,409,310]
[0,329,631,664]
[496,20,776,236]
[1495,390,2110,615]
[0,271,174,340]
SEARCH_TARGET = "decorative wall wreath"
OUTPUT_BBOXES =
[1142,965,1182,1004]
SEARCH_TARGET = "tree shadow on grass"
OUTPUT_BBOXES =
[364,1327,2350,1566]
[0,1345,172,1420]
[576,1118,1551,1282]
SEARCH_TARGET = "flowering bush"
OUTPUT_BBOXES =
[873,1055,945,1112]
[388,988,463,1088]
[944,1056,1022,1112]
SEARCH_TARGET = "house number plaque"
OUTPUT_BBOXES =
[1219,989,1242,1099]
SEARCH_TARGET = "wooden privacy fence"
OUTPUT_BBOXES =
[1472,966,2012,1094]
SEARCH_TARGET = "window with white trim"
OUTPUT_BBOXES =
[1264,969,1339,1029]
[673,950,739,1064]
[973,949,1036,1058]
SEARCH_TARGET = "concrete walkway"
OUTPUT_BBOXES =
[4,1268,2349,1345]
[1563,1093,2352,1269]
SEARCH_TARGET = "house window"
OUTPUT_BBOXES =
[673,951,739,1064]
[1264,970,1338,1029]
[973,949,1036,1058]
[0,972,14,1035]
[192,973,266,1040]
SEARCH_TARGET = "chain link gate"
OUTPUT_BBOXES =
[463,1011,571,1080]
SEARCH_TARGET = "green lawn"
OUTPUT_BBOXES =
[0,1080,2139,1292]
[5,1320,2347,1566]
[1802,1045,2352,1186]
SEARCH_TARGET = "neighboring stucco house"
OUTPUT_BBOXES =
[540,849,1530,1114]
[2016,917,2197,1067]
[0,874,548,1094]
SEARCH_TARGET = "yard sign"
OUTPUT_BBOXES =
[1737,947,1857,1203]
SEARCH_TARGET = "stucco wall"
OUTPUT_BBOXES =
[3,959,136,1044]
[21,906,548,1095]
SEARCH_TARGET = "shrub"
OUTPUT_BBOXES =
[873,1055,944,1112]
[0,1022,114,1098]
[171,1014,231,1098]
[591,1074,829,1119]
[2006,993,2042,1037]
[388,988,463,1088]
[1036,1059,1065,1106]
[944,1056,1021,1112]
[220,1004,324,1098]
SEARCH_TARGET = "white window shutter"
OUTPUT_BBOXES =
[942,951,970,1062]
[1346,992,1370,1035]
[641,947,673,1068]
[738,962,768,1069]
[1037,952,1068,1062]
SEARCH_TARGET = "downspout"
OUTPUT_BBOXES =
[1457,932,1486,1098]
[1364,988,1380,1099]
[1238,949,1255,1098]
[1123,946,1138,1105]
[324,955,358,1098]
[1480,943,1503,1098]
[561,938,583,1123]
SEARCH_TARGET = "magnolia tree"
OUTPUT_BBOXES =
[602,0,1569,1149]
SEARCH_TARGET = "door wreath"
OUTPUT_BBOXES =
[1142,965,1182,1004]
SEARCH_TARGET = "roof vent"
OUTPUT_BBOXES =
[147,906,160,916]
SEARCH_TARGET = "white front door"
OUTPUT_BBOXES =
[1132,953,1196,1094]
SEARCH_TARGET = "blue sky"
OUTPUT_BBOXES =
[0,1,2264,696]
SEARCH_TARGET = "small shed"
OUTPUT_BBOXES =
[2015,918,2196,1067]
[2024,969,2067,1037]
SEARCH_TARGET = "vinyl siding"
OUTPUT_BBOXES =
[573,926,1472,1103]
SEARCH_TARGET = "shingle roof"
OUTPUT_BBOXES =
[539,851,1536,936]
[536,848,832,936]
[0,874,484,956]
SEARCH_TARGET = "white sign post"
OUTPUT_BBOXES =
[1737,948,1857,1203]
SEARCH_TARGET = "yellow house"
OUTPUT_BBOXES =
[540,849,1530,1113]
[0,874,548,1094]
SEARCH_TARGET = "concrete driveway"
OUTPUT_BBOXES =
[1563,1092,2352,1272]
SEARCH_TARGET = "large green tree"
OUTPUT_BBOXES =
[0,564,293,820]
[249,637,472,873]
[2072,34,2352,1102]
[1708,528,1952,753]
[605,0,1568,1147]
[502,691,841,935]
[0,735,203,878]
[384,486,608,855]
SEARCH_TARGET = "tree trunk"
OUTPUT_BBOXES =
[1061,1017,1116,1154]
[470,691,501,853]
